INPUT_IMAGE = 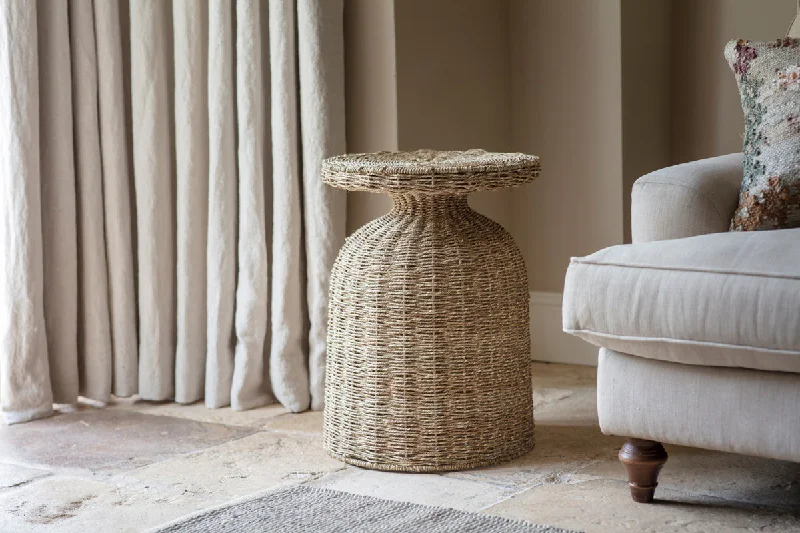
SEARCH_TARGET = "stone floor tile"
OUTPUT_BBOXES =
[444,424,624,490]
[262,411,324,434]
[0,475,197,533]
[482,478,800,533]
[579,443,800,512]
[0,463,50,490]
[309,466,518,512]
[117,431,345,506]
[532,388,575,409]
[0,409,256,474]
[110,399,288,428]
[531,362,597,389]
[534,389,598,427]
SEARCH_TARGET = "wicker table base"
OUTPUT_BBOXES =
[322,150,539,472]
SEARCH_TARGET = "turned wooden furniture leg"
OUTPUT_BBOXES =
[618,439,668,503]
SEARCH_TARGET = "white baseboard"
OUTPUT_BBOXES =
[530,291,597,366]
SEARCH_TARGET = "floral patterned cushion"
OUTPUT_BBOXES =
[725,38,800,231]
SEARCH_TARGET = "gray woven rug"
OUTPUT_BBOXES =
[150,485,581,533]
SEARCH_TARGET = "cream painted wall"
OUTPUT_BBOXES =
[343,0,515,234]
[509,0,625,293]
[343,0,396,234]
[394,0,513,230]
[621,0,673,243]
[344,0,798,293]
[672,0,797,163]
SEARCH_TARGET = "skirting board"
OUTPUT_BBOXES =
[530,291,597,366]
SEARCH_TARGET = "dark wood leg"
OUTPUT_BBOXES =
[618,439,668,503]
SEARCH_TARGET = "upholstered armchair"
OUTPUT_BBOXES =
[563,154,800,503]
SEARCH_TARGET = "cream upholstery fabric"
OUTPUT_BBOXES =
[574,154,800,463]
[631,154,743,243]
[563,228,800,373]
[598,348,800,462]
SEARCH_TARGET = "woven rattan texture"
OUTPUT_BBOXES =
[322,149,540,194]
[324,181,535,471]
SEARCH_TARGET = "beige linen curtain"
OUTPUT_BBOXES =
[0,0,346,424]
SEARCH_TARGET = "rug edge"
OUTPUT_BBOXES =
[145,484,583,533]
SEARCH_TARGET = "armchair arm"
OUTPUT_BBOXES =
[631,154,743,243]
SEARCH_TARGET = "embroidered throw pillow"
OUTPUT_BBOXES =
[725,38,800,231]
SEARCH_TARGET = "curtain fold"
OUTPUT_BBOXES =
[94,0,139,399]
[205,0,237,409]
[268,0,308,412]
[173,0,208,405]
[71,0,114,403]
[0,0,346,424]
[37,0,80,406]
[232,0,271,411]
[0,1,52,423]
[130,0,176,402]
[297,0,347,410]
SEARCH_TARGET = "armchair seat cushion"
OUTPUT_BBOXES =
[563,228,800,373]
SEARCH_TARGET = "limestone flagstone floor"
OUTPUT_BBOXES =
[0,363,798,532]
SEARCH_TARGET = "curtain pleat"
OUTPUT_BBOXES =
[206,0,237,408]
[297,0,347,410]
[268,0,309,412]
[37,0,79,406]
[130,0,176,401]
[70,0,113,403]
[0,0,347,423]
[94,0,139,398]
[0,1,53,423]
[259,0,275,409]
[173,0,209,405]
[232,0,271,411]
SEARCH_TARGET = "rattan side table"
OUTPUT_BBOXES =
[322,149,539,472]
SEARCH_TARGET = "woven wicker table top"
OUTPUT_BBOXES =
[322,149,540,194]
